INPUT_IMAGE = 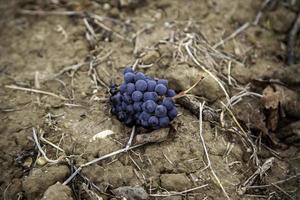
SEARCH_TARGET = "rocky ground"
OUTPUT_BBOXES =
[0,0,300,200]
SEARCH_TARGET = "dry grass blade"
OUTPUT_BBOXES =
[213,22,250,49]
[198,102,231,200]
[184,38,231,104]
[6,85,68,100]
[149,184,209,197]
[32,128,62,164]
[63,142,147,185]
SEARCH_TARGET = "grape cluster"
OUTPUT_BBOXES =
[110,67,177,129]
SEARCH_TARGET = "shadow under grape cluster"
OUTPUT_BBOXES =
[110,67,178,129]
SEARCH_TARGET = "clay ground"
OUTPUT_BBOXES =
[0,0,300,200]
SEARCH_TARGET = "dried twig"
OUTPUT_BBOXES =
[32,128,63,164]
[184,37,231,104]
[237,157,275,195]
[63,143,147,185]
[149,184,209,197]
[18,9,83,16]
[6,85,68,100]
[213,23,250,49]
[125,126,136,151]
[198,102,231,200]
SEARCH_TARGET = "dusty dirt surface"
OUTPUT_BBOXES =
[1,0,300,200]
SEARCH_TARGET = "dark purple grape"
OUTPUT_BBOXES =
[135,80,147,91]
[146,80,156,92]
[132,91,143,102]
[119,83,127,94]
[168,107,177,120]
[155,84,167,95]
[121,102,127,110]
[143,92,158,101]
[166,89,176,97]
[148,116,159,127]
[126,83,135,95]
[125,116,134,125]
[115,105,122,112]
[124,72,135,83]
[123,93,133,104]
[133,102,142,112]
[140,112,151,127]
[143,100,157,113]
[134,72,146,81]
[155,105,167,117]
[111,93,123,105]
[157,79,168,87]
[162,98,175,110]
[126,104,134,114]
[117,111,127,121]
[159,116,170,127]
[123,66,134,74]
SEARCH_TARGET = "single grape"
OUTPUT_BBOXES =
[117,111,127,121]
[126,83,135,95]
[155,84,167,95]
[125,116,133,125]
[133,102,142,112]
[123,66,134,74]
[159,116,170,127]
[123,93,133,104]
[168,107,177,120]
[134,72,146,81]
[124,72,135,83]
[141,120,149,127]
[166,89,176,97]
[157,79,168,87]
[162,97,175,110]
[109,84,118,95]
[148,116,159,127]
[143,100,157,113]
[140,112,151,127]
[119,83,127,94]
[132,91,143,102]
[126,104,134,114]
[134,112,141,124]
[143,92,158,101]
[147,80,156,92]
[135,80,147,91]
[110,93,122,105]
[115,105,122,112]
[155,105,167,117]
[121,102,127,111]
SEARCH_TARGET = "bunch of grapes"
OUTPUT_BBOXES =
[110,67,177,129]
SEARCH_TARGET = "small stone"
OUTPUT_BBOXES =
[42,182,73,200]
[112,186,148,200]
[141,50,160,65]
[36,157,47,166]
[103,3,111,10]
[160,173,192,191]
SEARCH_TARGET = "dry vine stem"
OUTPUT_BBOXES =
[5,85,68,100]
[63,142,147,185]
[32,128,63,164]
[149,184,209,197]
[198,102,231,200]
[238,157,275,195]
[184,36,231,104]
